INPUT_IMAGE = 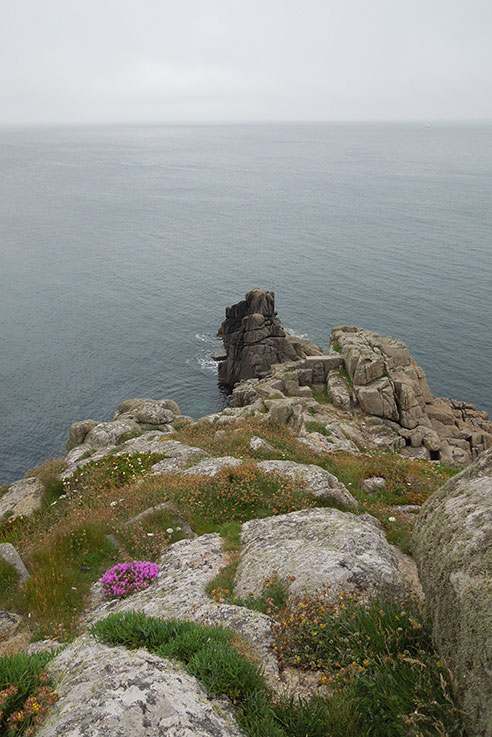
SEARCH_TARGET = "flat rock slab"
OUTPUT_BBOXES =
[235,508,406,604]
[257,460,357,510]
[0,477,44,521]
[38,636,243,737]
[184,457,243,477]
[84,535,279,682]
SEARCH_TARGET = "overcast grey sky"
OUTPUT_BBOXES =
[1,0,491,125]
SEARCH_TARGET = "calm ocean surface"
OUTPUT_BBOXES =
[1,123,491,483]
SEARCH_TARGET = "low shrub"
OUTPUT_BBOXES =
[100,561,159,599]
[64,453,163,494]
[0,651,58,736]
[273,593,464,737]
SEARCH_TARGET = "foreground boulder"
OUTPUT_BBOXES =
[413,448,492,737]
[217,289,322,386]
[235,508,408,604]
[38,636,243,737]
[85,534,280,683]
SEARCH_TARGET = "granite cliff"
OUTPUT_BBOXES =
[0,291,490,737]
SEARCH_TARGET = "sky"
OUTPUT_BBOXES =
[1,0,491,125]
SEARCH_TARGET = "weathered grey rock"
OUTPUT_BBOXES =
[63,435,206,480]
[27,639,62,656]
[84,535,280,684]
[84,419,141,449]
[0,543,30,583]
[38,635,244,737]
[217,289,322,387]
[249,436,275,452]
[0,477,44,522]
[330,326,492,466]
[362,476,387,493]
[66,420,98,451]
[235,508,407,604]
[114,397,180,426]
[0,610,21,637]
[263,397,303,433]
[184,457,243,477]
[412,447,492,737]
[326,371,353,412]
[257,460,357,510]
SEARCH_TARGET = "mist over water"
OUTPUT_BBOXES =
[1,123,491,482]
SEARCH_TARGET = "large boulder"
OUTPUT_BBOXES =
[234,508,407,604]
[38,635,244,737]
[0,477,44,522]
[412,447,492,737]
[217,289,322,386]
[257,460,358,510]
[84,534,280,683]
[113,397,180,429]
[66,420,98,451]
[331,326,492,466]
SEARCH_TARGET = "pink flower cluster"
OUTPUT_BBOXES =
[101,561,159,599]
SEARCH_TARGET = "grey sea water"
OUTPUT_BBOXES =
[1,123,491,483]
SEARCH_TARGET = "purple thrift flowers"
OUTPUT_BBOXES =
[101,561,159,599]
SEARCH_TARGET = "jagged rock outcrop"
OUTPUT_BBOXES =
[225,318,492,467]
[330,326,492,466]
[235,508,409,604]
[65,397,181,452]
[412,447,492,737]
[217,289,323,386]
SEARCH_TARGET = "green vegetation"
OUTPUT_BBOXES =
[65,452,163,493]
[310,386,333,405]
[0,650,58,736]
[338,366,354,392]
[16,523,117,639]
[209,571,288,617]
[273,593,464,737]
[0,559,20,609]
[93,601,463,737]
[305,421,332,438]
[331,342,341,353]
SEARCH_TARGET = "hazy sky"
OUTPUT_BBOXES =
[1,0,491,125]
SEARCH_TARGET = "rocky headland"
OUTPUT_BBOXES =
[0,289,490,737]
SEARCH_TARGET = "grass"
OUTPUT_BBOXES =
[210,571,289,617]
[0,559,20,609]
[311,386,333,405]
[65,452,164,493]
[338,366,354,393]
[15,523,118,639]
[273,593,464,737]
[23,458,66,508]
[0,650,59,736]
[305,421,332,438]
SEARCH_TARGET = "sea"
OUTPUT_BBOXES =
[1,123,491,483]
